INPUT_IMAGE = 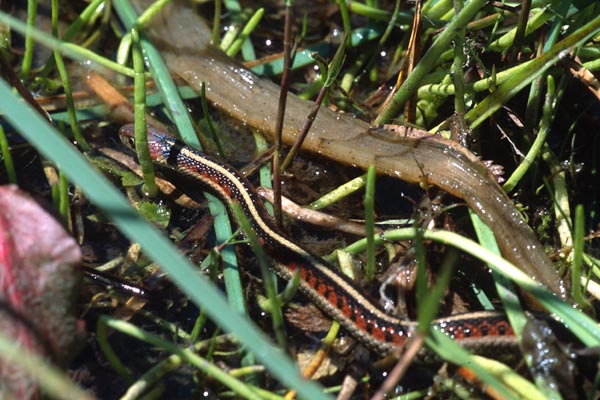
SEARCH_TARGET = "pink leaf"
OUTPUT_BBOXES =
[0,185,82,399]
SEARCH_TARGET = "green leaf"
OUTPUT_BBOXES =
[138,201,171,228]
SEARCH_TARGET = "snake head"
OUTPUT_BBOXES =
[118,124,136,149]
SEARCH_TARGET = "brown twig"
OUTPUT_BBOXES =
[272,4,294,228]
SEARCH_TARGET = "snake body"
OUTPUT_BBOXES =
[120,124,518,357]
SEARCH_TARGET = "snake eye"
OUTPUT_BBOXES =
[119,133,136,149]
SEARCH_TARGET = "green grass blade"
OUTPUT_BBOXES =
[0,78,331,400]
[467,13,600,128]
[375,0,487,124]
[345,227,600,347]
[0,330,92,400]
[113,0,247,320]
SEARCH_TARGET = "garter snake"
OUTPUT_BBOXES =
[119,124,517,357]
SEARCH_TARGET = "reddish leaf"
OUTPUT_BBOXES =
[0,186,82,399]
